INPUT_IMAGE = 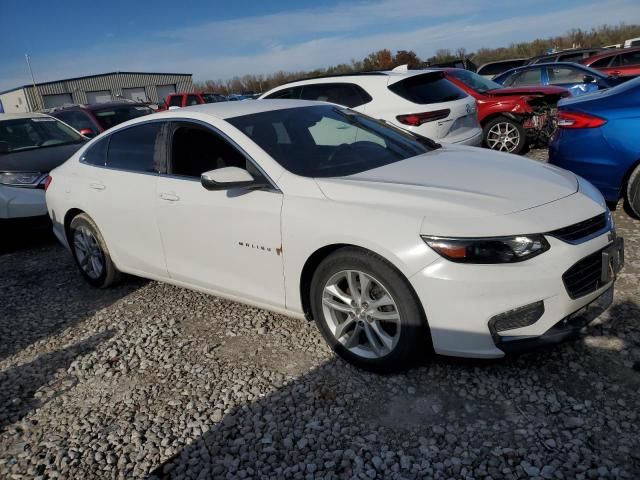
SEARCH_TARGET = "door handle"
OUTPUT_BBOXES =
[90,182,105,190]
[159,193,180,202]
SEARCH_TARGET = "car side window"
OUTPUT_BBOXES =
[81,137,109,166]
[620,51,640,65]
[547,67,585,85]
[168,95,183,107]
[300,83,372,108]
[56,111,95,131]
[169,123,255,178]
[264,87,303,99]
[507,69,541,86]
[186,95,200,106]
[590,57,613,68]
[106,123,162,173]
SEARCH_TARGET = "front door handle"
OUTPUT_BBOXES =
[159,192,180,202]
[90,182,105,190]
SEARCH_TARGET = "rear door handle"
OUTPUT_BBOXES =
[90,182,105,190]
[159,193,180,202]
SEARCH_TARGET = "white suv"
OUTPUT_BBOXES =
[259,68,482,146]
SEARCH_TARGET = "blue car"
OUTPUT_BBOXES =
[493,62,620,97]
[549,76,640,218]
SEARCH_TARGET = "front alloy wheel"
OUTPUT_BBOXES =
[310,247,429,372]
[73,227,104,280]
[322,270,401,359]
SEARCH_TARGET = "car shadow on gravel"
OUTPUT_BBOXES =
[0,243,143,361]
[0,331,114,431]
[149,303,640,479]
[0,219,55,257]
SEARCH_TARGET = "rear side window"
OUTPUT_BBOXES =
[106,123,162,173]
[299,83,372,108]
[620,51,640,65]
[263,86,303,99]
[590,57,613,68]
[82,137,109,166]
[388,73,466,104]
[505,69,541,86]
[477,60,525,77]
[186,95,200,106]
[168,95,183,107]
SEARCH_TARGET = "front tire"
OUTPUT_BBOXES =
[310,248,429,372]
[483,116,527,154]
[69,213,120,288]
[625,163,640,219]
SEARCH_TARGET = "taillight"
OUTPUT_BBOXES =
[396,109,450,126]
[557,110,607,129]
[44,175,52,191]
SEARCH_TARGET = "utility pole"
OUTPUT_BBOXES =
[25,54,43,111]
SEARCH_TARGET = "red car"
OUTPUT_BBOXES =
[440,68,569,154]
[159,92,227,111]
[581,47,640,78]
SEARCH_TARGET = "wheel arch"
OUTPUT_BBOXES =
[480,111,521,127]
[63,208,86,244]
[298,243,428,326]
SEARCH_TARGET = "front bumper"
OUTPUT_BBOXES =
[493,287,613,354]
[0,185,47,219]
[409,228,620,359]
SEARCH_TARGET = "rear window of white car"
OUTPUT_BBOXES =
[228,105,433,178]
[388,72,467,105]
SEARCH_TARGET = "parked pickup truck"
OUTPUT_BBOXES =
[159,92,227,110]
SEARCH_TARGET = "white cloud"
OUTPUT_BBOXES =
[1,0,638,91]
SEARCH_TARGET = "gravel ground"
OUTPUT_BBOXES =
[1,149,639,479]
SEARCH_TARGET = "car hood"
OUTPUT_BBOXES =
[0,142,85,173]
[486,86,569,97]
[314,145,578,219]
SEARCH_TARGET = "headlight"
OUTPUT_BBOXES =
[422,235,550,263]
[0,172,44,187]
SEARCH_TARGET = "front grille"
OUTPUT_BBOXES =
[548,213,608,243]
[563,248,606,299]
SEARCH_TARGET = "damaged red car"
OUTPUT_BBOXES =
[440,68,570,154]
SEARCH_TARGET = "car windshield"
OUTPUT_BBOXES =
[448,70,503,93]
[228,105,433,178]
[93,105,153,130]
[0,116,83,153]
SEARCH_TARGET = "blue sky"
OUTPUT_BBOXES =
[2,0,639,91]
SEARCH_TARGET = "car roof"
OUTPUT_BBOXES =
[528,47,603,60]
[157,99,329,119]
[496,61,597,77]
[0,112,52,121]
[276,68,440,87]
[584,46,640,62]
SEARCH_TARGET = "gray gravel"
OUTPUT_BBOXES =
[1,151,639,479]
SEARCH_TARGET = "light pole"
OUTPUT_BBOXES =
[25,54,44,111]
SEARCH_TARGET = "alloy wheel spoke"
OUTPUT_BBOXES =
[334,316,356,340]
[324,284,353,306]
[363,322,385,356]
[346,271,359,304]
[359,274,371,304]
[368,309,400,322]
[323,297,354,314]
[343,323,363,348]
[369,320,394,350]
[367,294,393,310]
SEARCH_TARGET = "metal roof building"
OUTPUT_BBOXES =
[0,71,193,113]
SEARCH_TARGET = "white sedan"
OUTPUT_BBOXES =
[45,100,623,371]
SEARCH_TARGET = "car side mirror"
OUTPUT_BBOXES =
[583,75,596,84]
[79,128,96,138]
[201,166,266,191]
[0,141,8,154]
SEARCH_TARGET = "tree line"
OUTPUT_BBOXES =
[194,23,640,95]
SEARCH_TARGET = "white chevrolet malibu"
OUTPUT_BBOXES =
[45,100,624,371]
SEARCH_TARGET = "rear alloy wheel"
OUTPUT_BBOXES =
[69,213,120,288]
[625,163,640,219]
[310,248,429,372]
[483,116,526,154]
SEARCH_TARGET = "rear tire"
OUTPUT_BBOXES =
[310,247,430,372]
[625,163,640,219]
[69,213,120,288]
[483,116,527,154]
